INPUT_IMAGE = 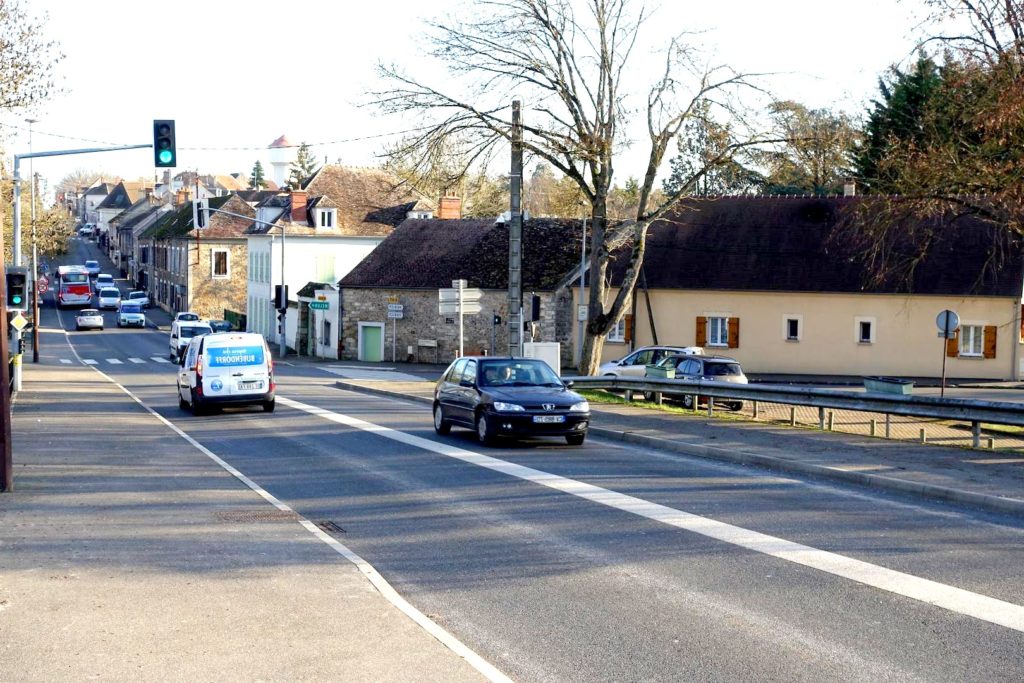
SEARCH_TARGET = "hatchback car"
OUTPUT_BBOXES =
[75,309,104,331]
[647,353,748,410]
[433,357,590,445]
[597,345,704,377]
[84,260,101,277]
[93,273,115,294]
[126,290,150,308]
[97,287,121,310]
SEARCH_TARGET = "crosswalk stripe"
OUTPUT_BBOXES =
[106,358,123,365]
[151,357,170,364]
[59,359,72,364]
[128,358,145,364]
[82,359,98,365]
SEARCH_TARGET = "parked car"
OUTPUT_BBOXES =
[126,290,150,308]
[84,260,101,277]
[645,353,748,410]
[597,345,704,377]
[176,332,275,415]
[78,226,93,238]
[174,311,201,322]
[75,309,104,331]
[117,302,146,328]
[93,273,115,294]
[433,357,590,446]
[208,319,233,332]
[169,320,213,361]
[97,287,122,310]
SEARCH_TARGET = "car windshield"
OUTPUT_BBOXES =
[79,310,99,316]
[479,360,562,387]
[177,313,199,321]
[85,261,98,268]
[120,304,141,313]
[128,292,146,299]
[100,288,119,296]
[705,362,742,376]
[179,326,212,338]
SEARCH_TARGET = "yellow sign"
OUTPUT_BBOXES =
[9,312,28,332]
[387,295,400,304]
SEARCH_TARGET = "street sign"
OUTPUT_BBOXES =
[439,301,482,315]
[577,304,588,322]
[387,303,404,312]
[309,301,329,310]
[452,279,468,289]
[936,309,960,338]
[37,280,48,294]
[438,288,483,303]
[387,310,404,319]
[387,295,399,304]
[9,312,27,332]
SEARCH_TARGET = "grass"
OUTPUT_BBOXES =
[577,389,748,420]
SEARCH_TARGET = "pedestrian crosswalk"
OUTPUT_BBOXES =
[59,356,175,367]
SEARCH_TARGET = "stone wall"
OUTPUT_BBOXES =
[340,288,570,363]
[189,239,248,321]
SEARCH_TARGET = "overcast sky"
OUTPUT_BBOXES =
[5,0,931,198]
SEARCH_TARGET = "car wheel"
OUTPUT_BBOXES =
[190,389,205,416]
[642,390,655,402]
[565,433,586,446]
[169,352,176,362]
[433,403,451,435]
[729,401,744,411]
[262,399,275,413]
[178,392,188,411]
[682,394,696,409]
[475,411,496,446]
[75,325,81,331]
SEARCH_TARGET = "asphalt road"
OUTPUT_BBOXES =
[35,241,1024,681]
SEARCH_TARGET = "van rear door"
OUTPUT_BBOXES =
[201,337,269,397]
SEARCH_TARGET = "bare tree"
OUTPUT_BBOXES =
[0,0,63,112]
[374,0,773,372]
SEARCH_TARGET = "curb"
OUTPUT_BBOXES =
[333,380,1024,520]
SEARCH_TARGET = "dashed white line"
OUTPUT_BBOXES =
[128,358,145,364]
[106,358,123,365]
[151,357,170,364]
[277,395,1024,635]
[81,359,98,365]
[59,359,72,364]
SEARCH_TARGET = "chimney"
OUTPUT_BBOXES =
[438,195,462,220]
[843,179,856,197]
[175,189,189,206]
[162,169,171,187]
[290,189,308,223]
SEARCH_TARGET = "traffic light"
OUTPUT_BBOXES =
[530,294,541,322]
[6,266,28,312]
[153,119,177,168]
[493,314,502,326]
[274,284,289,311]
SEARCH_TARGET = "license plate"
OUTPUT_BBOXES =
[238,381,263,390]
[533,415,565,423]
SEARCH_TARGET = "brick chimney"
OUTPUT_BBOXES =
[438,195,462,220]
[290,189,308,223]
[175,189,190,206]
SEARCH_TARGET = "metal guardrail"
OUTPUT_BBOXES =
[564,376,1024,447]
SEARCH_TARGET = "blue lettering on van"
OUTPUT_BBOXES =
[207,345,265,367]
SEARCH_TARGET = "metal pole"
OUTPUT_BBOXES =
[12,158,22,391]
[458,278,464,358]
[26,120,38,364]
[507,100,523,356]
[392,316,396,363]
[279,226,286,359]
[491,311,496,357]
[940,331,948,399]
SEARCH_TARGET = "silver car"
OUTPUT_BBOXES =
[75,309,104,331]
[597,345,704,377]
[97,287,121,310]
[646,354,748,410]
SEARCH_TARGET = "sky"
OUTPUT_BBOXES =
[4,0,933,201]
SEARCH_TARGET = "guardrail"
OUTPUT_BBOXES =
[564,376,1024,448]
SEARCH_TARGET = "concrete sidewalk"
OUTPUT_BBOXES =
[0,363,489,682]
[334,378,1024,520]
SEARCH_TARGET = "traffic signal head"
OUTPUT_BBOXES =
[6,266,28,311]
[153,119,177,168]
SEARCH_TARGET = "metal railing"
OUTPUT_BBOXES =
[565,376,1024,450]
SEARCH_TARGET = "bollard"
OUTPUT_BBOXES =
[752,401,759,420]
[988,437,995,450]
[870,419,877,437]
[885,414,891,439]
[920,428,927,444]
[972,421,981,449]
[818,407,825,430]
[827,411,835,431]
[652,391,662,406]
[707,397,714,417]
[789,406,796,426]
[624,390,633,402]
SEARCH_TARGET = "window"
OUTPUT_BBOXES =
[628,349,653,366]
[607,318,626,342]
[321,319,331,346]
[785,316,801,341]
[854,316,876,344]
[960,325,984,357]
[212,249,229,279]
[318,209,335,229]
[708,317,729,346]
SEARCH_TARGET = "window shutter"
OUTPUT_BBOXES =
[624,314,634,343]
[728,318,740,348]
[945,330,959,358]
[695,317,707,346]
[984,325,997,359]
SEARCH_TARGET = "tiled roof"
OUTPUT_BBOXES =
[297,281,334,297]
[340,217,583,290]
[607,196,1024,297]
[96,182,153,210]
[141,195,252,240]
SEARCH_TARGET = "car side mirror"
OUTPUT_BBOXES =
[178,354,186,366]
[460,379,475,387]
[563,380,574,389]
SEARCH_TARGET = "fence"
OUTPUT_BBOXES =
[565,376,1024,452]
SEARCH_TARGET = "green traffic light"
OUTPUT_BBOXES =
[158,149,174,164]
[11,296,21,304]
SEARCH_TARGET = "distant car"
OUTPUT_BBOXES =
[97,287,121,310]
[646,353,748,410]
[169,320,213,361]
[93,273,115,294]
[597,345,704,377]
[117,302,146,328]
[174,311,201,322]
[75,309,104,331]
[207,319,233,332]
[433,356,590,446]
[84,260,101,277]
[78,226,93,238]
[126,290,150,308]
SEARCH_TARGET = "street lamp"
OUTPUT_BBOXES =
[25,118,39,364]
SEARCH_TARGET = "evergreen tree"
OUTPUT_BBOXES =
[288,143,320,188]
[249,160,266,189]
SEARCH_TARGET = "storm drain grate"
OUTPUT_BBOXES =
[215,509,301,523]
[315,520,346,535]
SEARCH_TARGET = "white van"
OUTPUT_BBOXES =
[169,320,213,361]
[176,332,275,415]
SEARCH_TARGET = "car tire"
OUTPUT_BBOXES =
[642,390,655,402]
[729,401,744,411]
[178,393,188,411]
[169,352,176,362]
[75,325,81,331]
[433,403,451,435]
[683,394,696,409]
[262,399,275,413]
[190,389,205,416]
[475,411,496,446]
[565,433,586,446]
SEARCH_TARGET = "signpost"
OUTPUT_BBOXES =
[936,309,960,398]
[388,303,404,361]
[439,281,483,357]
[309,300,329,310]
[36,277,48,294]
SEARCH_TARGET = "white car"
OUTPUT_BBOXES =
[169,320,213,361]
[174,311,201,322]
[93,273,115,294]
[75,309,104,331]
[126,290,150,308]
[117,302,147,328]
[97,287,121,310]
[596,345,704,377]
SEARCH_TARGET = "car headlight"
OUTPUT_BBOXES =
[569,401,590,412]
[493,402,525,412]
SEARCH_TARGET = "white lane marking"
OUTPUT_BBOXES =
[277,395,1024,634]
[128,358,145,364]
[106,358,123,365]
[81,359,98,365]
[51,341,510,683]
[151,357,170,364]
[59,359,72,364]
[320,366,426,382]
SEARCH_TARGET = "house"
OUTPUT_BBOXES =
[244,165,426,356]
[139,192,274,321]
[588,196,1024,380]
[109,196,167,280]
[338,217,583,364]
[78,181,116,225]
[94,181,154,259]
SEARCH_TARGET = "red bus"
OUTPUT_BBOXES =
[56,265,92,308]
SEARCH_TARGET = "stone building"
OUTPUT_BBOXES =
[338,217,584,365]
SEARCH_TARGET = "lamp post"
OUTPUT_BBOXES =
[25,118,39,364]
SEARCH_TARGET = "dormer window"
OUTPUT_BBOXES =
[317,209,336,229]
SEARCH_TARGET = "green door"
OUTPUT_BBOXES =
[361,325,383,362]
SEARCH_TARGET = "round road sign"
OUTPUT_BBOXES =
[936,309,960,337]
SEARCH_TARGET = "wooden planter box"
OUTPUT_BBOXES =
[645,364,676,379]
[863,376,914,395]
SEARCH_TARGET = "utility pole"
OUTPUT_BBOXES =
[507,100,524,357]
[0,201,11,492]
[26,118,39,364]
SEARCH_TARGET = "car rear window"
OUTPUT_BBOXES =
[100,288,119,296]
[705,362,742,376]
[80,309,99,316]
[120,304,142,313]
[179,326,212,338]
[207,344,265,367]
